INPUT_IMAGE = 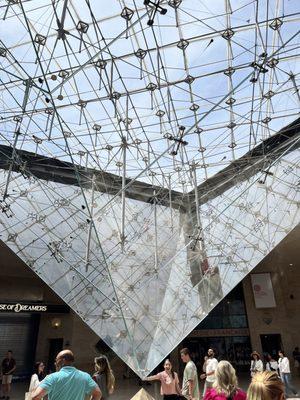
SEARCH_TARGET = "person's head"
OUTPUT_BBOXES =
[34,361,45,377]
[94,355,110,373]
[180,348,191,363]
[163,359,175,379]
[252,351,261,361]
[55,350,74,371]
[278,351,284,359]
[94,355,114,392]
[208,348,215,358]
[213,360,238,397]
[247,371,284,400]
[7,350,12,359]
[295,347,299,351]
[164,359,172,372]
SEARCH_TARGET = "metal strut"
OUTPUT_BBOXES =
[56,0,69,40]
[2,128,21,200]
[85,174,96,272]
[120,137,127,251]
[153,189,158,273]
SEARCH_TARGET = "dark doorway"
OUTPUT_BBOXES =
[48,338,63,373]
[0,313,40,377]
[180,335,251,374]
[260,334,282,359]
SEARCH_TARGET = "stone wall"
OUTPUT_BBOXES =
[243,225,300,359]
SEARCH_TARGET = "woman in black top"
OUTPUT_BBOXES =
[93,356,115,400]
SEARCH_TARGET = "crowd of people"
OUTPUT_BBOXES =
[143,348,299,400]
[0,350,112,400]
[0,347,299,400]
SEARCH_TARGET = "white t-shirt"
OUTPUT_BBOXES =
[250,359,263,376]
[266,360,279,372]
[279,357,290,373]
[182,361,200,400]
[29,373,40,392]
[205,358,218,383]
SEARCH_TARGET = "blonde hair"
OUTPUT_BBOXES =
[213,360,238,397]
[247,371,284,400]
[94,355,115,393]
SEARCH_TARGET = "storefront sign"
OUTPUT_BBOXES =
[0,302,69,313]
[189,328,249,338]
[251,273,276,308]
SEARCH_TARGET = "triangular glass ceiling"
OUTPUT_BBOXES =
[0,0,299,377]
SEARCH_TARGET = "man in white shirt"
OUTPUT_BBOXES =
[278,350,298,397]
[200,348,218,396]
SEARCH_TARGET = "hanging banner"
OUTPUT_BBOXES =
[251,273,276,308]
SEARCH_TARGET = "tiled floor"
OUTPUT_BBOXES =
[6,372,300,400]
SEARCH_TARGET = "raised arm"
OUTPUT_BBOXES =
[143,374,160,382]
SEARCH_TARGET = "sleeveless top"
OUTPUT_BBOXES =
[93,373,109,399]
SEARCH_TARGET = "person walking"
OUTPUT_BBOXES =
[292,347,300,375]
[250,351,263,377]
[26,362,46,399]
[1,350,16,400]
[278,350,298,397]
[143,359,181,400]
[203,360,246,400]
[200,348,218,396]
[265,354,279,374]
[180,348,200,400]
[31,350,101,400]
[247,371,284,400]
[93,355,115,400]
